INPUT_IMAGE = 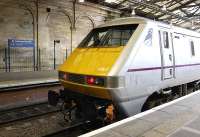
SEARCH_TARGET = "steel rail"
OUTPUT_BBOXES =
[0,102,60,126]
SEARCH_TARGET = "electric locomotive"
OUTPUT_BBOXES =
[49,17,200,122]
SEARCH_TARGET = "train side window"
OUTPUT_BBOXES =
[190,40,195,56]
[163,31,169,48]
[144,28,153,46]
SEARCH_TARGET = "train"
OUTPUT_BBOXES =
[48,17,200,123]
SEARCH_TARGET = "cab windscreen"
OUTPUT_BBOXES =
[79,24,138,48]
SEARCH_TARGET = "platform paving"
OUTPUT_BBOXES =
[80,90,200,137]
[0,71,58,89]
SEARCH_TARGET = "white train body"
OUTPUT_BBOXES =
[102,17,200,116]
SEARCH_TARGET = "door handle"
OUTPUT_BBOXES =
[169,54,172,61]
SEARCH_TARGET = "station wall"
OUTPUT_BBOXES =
[0,0,119,72]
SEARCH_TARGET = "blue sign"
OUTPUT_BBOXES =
[8,39,35,48]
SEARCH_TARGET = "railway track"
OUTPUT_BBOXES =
[0,82,104,136]
[0,102,60,126]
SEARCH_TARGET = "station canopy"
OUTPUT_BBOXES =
[87,0,200,32]
[1,0,200,31]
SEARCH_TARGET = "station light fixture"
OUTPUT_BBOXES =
[54,40,60,44]
[162,5,167,11]
[105,0,116,3]
[79,0,85,2]
[131,9,136,15]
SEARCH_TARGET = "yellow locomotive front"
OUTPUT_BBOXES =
[58,47,125,100]
[49,24,137,122]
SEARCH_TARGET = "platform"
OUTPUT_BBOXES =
[0,70,61,111]
[80,90,200,137]
[0,71,58,89]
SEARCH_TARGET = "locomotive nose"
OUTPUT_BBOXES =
[58,47,124,76]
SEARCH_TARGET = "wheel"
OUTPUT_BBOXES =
[141,98,162,112]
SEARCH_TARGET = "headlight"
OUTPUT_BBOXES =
[86,76,105,86]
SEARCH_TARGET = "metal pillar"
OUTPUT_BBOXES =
[53,40,60,70]
[71,0,76,53]
[4,48,7,72]
[53,41,56,70]
[36,0,39,71]
[8,46,10,72]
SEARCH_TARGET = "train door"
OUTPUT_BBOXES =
[159,29,175,80]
